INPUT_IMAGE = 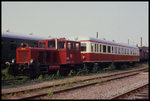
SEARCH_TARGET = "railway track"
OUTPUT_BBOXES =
[2,67,148,100]
[111,83,149,100]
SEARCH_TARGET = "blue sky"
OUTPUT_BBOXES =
[2,2,148,46]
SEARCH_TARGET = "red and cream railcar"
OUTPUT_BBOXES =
[80,37,140,63]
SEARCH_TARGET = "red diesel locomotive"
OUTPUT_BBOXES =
[7,37,140,78]
[8,38,81,78]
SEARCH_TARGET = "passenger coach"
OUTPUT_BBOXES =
[80,37,140,63]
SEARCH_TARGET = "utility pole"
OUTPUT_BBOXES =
[128,39,129,45]
[140,37,142,47]
[96,32,98,38]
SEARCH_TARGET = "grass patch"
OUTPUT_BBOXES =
[103,64,116,72]
[92,63,99,73]
[47,90,53,98]
[76,64,89,76]
[1,68,15,80]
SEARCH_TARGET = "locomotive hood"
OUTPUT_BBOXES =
[16,47,56,64]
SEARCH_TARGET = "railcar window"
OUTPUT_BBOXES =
[81,43,86,52]
[39,42,46,48]
[76,43,79,51]
[34,42,38,47]
[59,41,65,49]
[124,48,126,55]
[133,49,135,55]
[100,44,101,52]
[91,43,94,52]
[95,44,96,52]
[116,47,118,54]
[120,48,122,54]
[103,45,106,53]
[97,44,98,52]
[112,46,113,53]
[48,40,55,48]
[10,40,17,50]
[108,46,111,53]
[130,49,132,55]
[118,47,120,54]
[127,49,129,55]
[115,47,117,54]
[1,39,3,49]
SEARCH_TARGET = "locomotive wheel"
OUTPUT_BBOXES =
[29,63,40,78]
[8,64,18,77]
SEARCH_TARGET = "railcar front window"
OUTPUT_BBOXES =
[81,43,86,52]
[48,40,55,48]
[91,43,94,52]
[39,42,46,48]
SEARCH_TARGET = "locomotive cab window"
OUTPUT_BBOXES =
[81,43,86,52]
[59,41,65,49]
[71,43,74,50]
[39,42,46,48]
[68,42,74,50]
[48,40,55,48]
[68,42,71,50]
[76,43,79,51]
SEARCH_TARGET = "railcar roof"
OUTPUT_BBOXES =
[79,37,138,49]
[2,32,46,40]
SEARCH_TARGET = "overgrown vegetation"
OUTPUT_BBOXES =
[92,63,99,73]
[103,64,116,71]
[1,68,15,80]
[2,62,148,88]
[76,64,89,76]
[47,90,53,98]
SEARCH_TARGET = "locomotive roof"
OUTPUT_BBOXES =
[79,37,138,49]
[2,32,46,40]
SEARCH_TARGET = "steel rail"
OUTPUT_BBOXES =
[110,83,149,100]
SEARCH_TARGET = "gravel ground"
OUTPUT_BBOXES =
[45,72,149,99]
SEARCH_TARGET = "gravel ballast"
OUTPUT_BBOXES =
[47,72,148,99]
